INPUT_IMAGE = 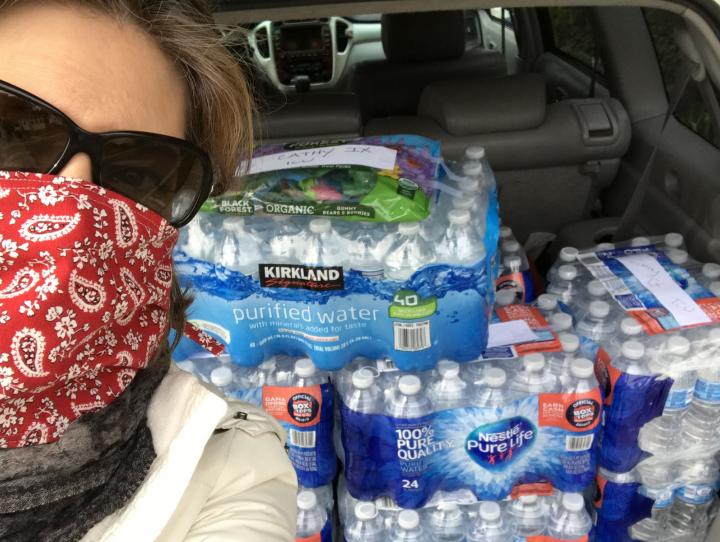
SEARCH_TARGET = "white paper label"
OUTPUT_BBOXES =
[616,253,711,327]
[487,320,537,348]
[247,144,398,174]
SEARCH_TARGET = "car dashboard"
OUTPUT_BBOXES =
[246,18,382,92]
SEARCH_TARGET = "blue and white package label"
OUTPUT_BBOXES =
[174,259,495,372]
[340,389,602,508]
[578,246,720,334]
[262,382,336,488]
[594,348,671,472]
[695,378,720,404]
[594,471,653,542]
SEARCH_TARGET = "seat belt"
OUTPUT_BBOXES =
[613,65,693,242]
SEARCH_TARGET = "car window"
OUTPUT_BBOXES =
[545,7,604,74]
[488,7,512,26]
[645,8,720,148]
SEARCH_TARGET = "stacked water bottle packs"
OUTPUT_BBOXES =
[173,138,500,371]
[334,307,603,510]
[540,234,720,542]
[176,354,336,489]
[338,478,594,542]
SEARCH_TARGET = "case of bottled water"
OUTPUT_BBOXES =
[334,304,603,509]
[175,354,336,489]
[544,235,720,542]
[337,477,595,542]
[173,137,500,372]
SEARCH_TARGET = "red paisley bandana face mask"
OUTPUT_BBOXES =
[0,171,178,448]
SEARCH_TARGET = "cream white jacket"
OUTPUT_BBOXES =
[81,366,298,542]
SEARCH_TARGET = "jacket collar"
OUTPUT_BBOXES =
[81,366,228,542]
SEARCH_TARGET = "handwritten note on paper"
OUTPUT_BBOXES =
[616,253,711,327]
[248,145,398,175]
[487,320,538,348]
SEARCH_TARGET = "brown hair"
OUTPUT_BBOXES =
[1,0,256,344]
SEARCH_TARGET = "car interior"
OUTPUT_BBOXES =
[217,3,720,277]
[210,1,720,537]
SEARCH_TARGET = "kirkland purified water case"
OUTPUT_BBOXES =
[172,135,500,371]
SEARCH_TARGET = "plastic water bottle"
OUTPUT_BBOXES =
[345,501,384,542]
[495,287,518,307]
[383,222,437,281]
[450,196,487,239]
[467,501,511,542]
[547,333,581,384]
[710,281,720,297]
[576,301,617,343]
[664,232,685,250]
[510,353,558,395]
[303,218,345,267]
[209,365,235,396]
[606,317,645,359]
[474,368,512,408]
[450,196,486,236]
[500,255,524,284]
[218,216,263,275]
[630,484,674,541]
[266,215,302,261]
[648,336,695,422]
[564,358,598,394]
[640,338,693,454]
[296,490,328,539]
[458,163,489,211]
[391,510,428,542]
[547,265,582,305]
[348,222,385,279]
[464,145,490,175]
[681,329,720,447]
[179,212,215,260]
[508,495,546,538]
[698,262,720,288]
[292,357,325,388]
[572,280,611,322]
[549,312,574,334]
[175,359,196,375]
[386,375,432,418]
[346,368,382,414]
[547,493,591,540]
[436,209,485,265]
[501,239,523,258]
[427,502,465,542]
[631,236,651,247]
[547,247,579,283]
[499,226,516,244]
[667,457,718,537]
[666,248,690,266]
[535,293,560,320]
[429,360,468,410]
[595,242,615,251]
[613,341,650,376]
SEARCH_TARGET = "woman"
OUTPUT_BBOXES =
[0,1,297,541]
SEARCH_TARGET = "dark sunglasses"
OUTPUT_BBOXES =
[0,80,213,227]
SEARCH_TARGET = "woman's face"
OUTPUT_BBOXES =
[0,2,188,182]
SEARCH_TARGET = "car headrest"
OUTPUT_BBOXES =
[419,74,548,135]
[255,93,361,141]
[381,11,465,63]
